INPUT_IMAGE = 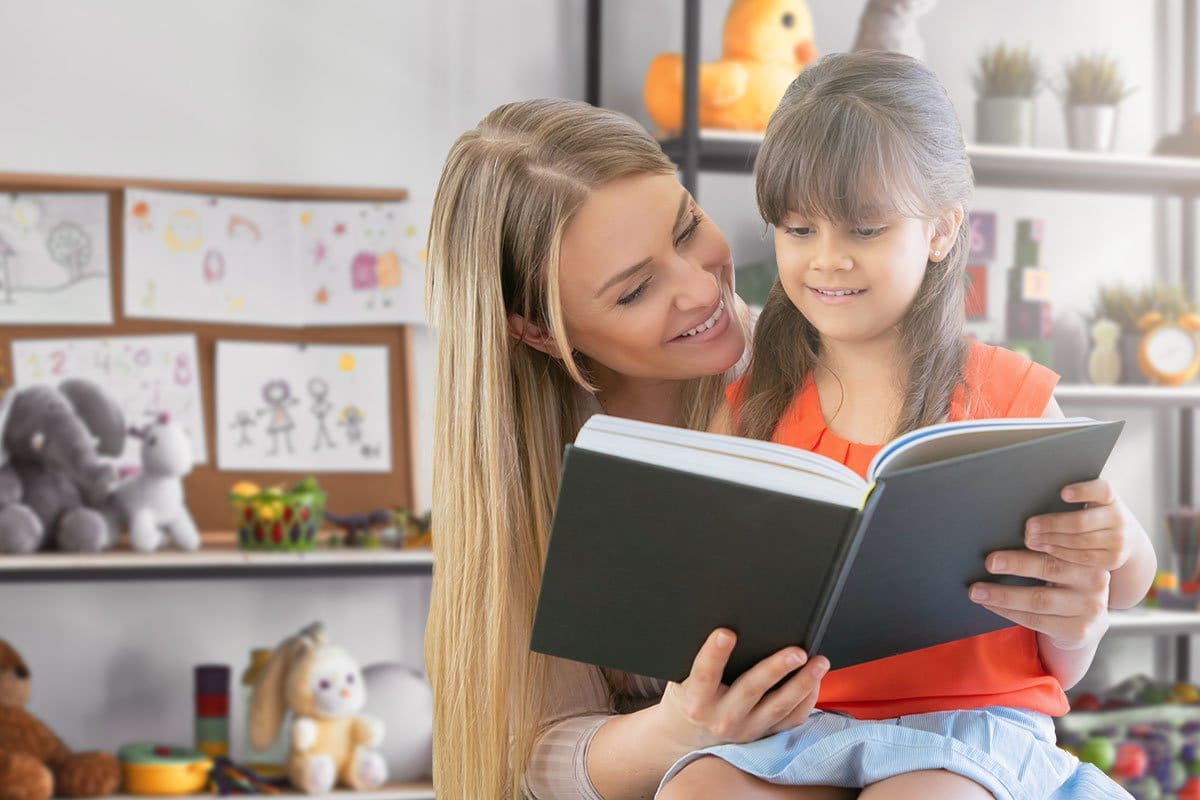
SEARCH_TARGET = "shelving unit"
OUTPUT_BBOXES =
[104,785,435,800]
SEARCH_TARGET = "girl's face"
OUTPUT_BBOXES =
[554,173,745,381]
[773,213,939,346]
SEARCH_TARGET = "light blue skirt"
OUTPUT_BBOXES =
[656,707,1131,800]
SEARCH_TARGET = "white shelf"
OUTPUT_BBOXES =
[0,543,433,581]
[104,782,434,800]
[1054,383,1200,408]
[660,130,1200,195]
[1109,607,1200,636]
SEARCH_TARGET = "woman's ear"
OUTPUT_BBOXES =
[929,205,966,262]
[507,313,564,359]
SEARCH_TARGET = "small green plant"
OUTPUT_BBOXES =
[1060,53,1135,105]
[974,44,1041,98]
[1091,283,1195,331]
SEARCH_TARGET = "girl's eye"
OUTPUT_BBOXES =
[853,226,886,238]
[785,226,811,238]
[674,212,702,247]
[617,278,651,306]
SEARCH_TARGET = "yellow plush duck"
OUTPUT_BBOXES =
[644,0,818,134]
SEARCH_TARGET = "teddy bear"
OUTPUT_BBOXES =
[0,380,125,554]
[111,413,200,552]
[643,0,818,133]
[0,639,120,800]
[249,623,388,793]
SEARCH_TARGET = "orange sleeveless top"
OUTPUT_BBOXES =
[726,341,1068,719]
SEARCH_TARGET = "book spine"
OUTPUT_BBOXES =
[805,482,888,656]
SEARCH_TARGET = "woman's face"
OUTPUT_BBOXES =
[555,173,745,382]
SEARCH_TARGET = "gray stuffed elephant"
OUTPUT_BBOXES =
[0,379,126,553]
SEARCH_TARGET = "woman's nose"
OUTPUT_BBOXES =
[673,257,721,310]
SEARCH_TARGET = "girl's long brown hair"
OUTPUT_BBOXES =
[738,50,975,443]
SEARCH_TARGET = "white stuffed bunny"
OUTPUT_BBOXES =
[249,623,388,793]
[112,413,200,551]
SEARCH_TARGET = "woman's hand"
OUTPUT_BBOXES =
[653,628,828,752]
[1023,479,1135,572]
[969,548,1110,651]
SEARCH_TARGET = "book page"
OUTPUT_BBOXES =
[870,417,1102,479]
[575,415,865,507]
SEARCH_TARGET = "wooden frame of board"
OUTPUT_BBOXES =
[0,171,417,534]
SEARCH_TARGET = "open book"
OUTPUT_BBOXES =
[530,414,1124,683]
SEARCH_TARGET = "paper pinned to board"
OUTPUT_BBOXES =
[215,340,392,473]
[123,188,424,327]
[10,334,207,468]
[0,193,113,324]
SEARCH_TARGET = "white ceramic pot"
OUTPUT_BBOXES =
[1065,104,1118,152]
[975,96,1035,147]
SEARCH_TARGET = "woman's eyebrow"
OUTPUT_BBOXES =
[593,192,691,299]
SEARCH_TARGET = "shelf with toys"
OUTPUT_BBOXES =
[105,783,436,800]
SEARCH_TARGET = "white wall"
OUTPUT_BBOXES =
[0,0,1183,753]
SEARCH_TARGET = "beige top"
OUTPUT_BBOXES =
[522,297,755,799]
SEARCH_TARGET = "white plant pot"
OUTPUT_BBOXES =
[975,96,1035,147]
[1065,104,1118,152]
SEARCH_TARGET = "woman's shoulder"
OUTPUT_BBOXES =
[961,340,1060,419]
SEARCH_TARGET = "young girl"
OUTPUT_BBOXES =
[658,51,1154,800]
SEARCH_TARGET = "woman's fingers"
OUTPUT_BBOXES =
[751,655,829,735]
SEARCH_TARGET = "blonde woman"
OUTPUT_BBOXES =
[425,99,831,800]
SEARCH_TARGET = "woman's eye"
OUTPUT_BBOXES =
[674,212,702,247]
[617,278,651,306]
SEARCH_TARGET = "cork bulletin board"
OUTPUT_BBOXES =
[0,171,417,533]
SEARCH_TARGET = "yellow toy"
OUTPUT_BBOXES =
[643,0,818,134]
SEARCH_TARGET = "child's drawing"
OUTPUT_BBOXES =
[216,341,391,473]
[0,193,112,324]
[10,335,207,468]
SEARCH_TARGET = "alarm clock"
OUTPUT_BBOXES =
[1137,311,1200,386]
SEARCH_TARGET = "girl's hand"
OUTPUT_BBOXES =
[1023,479,1135,572]
[654,628,828,752]
[969,549,1110,651]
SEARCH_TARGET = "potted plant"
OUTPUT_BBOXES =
[973,44,1041,147]
[1059,52,1135,152]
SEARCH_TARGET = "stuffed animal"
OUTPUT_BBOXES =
[0,380,125,554]
[643,0,818,134]
[249,623,387,793]
[0,639,120,800]
[852,0,938,60]
[112,414,200,552]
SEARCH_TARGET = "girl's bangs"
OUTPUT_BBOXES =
[757,97,931,226]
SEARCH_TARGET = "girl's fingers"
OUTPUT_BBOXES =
[969,580,1095,619]
[1032,544,1125,571]
[1060,478,1115,505]
[980,602,1108,648]
[1026,506,1115,536]
[982,549,1109,590]
[1027,529,1116,551]
[747,656,828,733]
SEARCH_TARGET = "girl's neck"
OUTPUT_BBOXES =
[812,332,907,444]
[816,332,905,391]
[590,366,682,426]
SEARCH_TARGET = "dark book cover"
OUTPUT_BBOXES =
[530,420,1123,683]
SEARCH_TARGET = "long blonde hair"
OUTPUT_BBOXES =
[425,98,728,799]
[739,50,974,441]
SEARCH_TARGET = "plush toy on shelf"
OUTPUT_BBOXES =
[643,0,818,134]
[249,623,387,793]
[0,380,125,554]
[0,639,120,800]
[111,413,200,552]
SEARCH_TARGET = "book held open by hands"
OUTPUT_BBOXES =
[530,414,1123,684]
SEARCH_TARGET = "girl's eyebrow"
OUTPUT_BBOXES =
[593,191,691,299]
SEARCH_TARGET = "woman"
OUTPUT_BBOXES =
[424,98,831,800]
